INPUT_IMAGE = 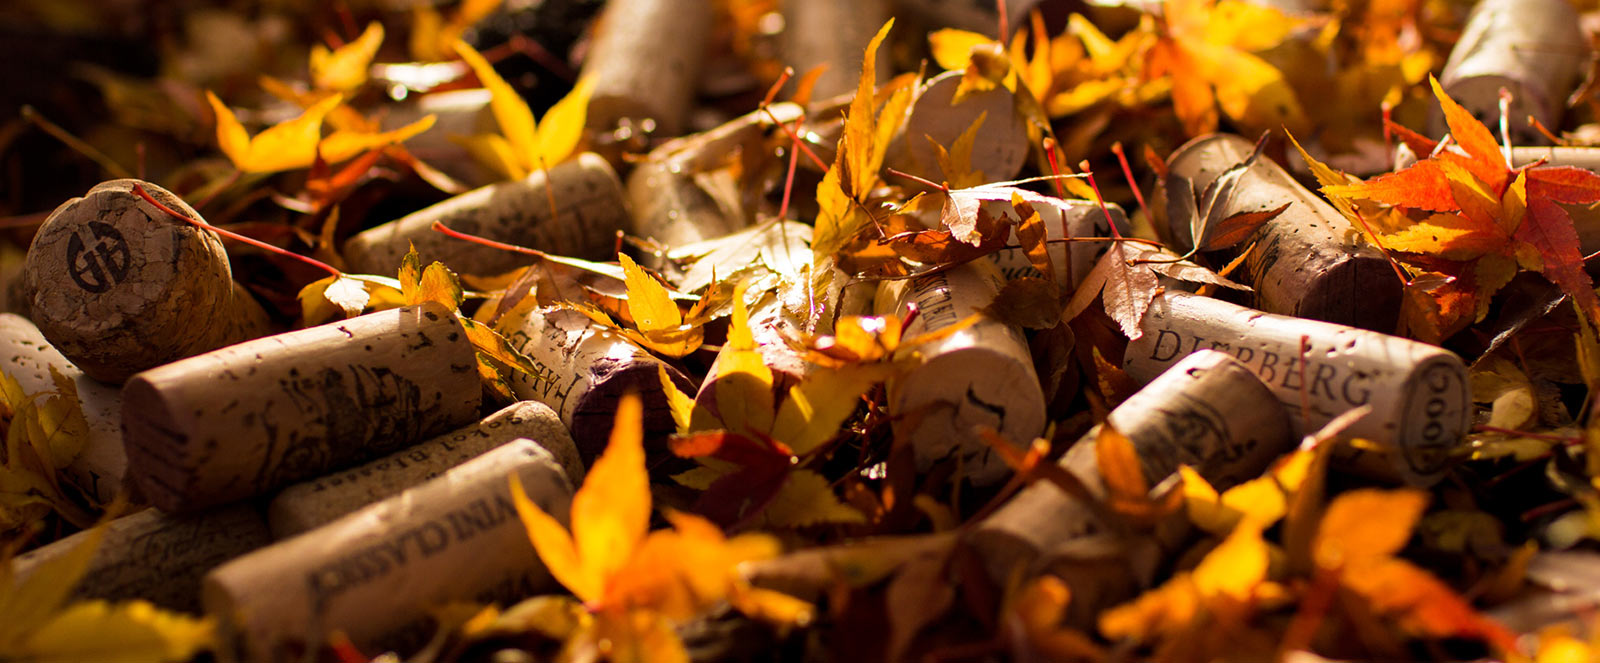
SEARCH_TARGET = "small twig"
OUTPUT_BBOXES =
[1471,424,1582,444]
[1079,160,1121,240]
[130,183,343,278]
[763,105,828,170]
[21,106,131,179]
[884,167,949,193]
[1110,142,1151,223]
[1498,87,1514,168]
[1350,208,1411,288]
[433,220,549,258]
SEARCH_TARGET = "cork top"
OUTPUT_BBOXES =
[23,179,235,382]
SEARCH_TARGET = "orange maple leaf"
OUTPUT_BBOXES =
[1322,76,1600,325]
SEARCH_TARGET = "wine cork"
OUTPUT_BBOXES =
[626,103,804,254]
[1436,0,1587,143]
[1125,291,1470,485]
[501,306,692,461]
[886,70,1030,187]
[0,313,124,502]
[875,260,1045,485]
[781,0,892,100]
[342,153,629,277]
[20,179,273,383]
[10,505,272,613]
[580,0,712,136]
[969,350,1293,626]
[204,440,574,662]
[267,400,580,538]
[977,190,1129,287]
[1166,133,1401,331]
[123,303,482,512]
[694,293,810,415]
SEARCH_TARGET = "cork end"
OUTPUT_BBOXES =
[1294,253,1402,333]
[893,347,1047,485]
[121,374,198,512]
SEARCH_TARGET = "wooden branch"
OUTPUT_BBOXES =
[122,303,482,512]
[267,400,580,537]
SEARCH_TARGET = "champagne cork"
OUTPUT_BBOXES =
[501,306,692,461]
[1125,291,1470,485]
[10,505,272,612]
[875,260,1045,485]
[123,303,482,512]
[267,400,580,538]
[781,0,892,100]
[1436,0,1587,143]
[1166,133,1401,331]
[20,179,273,383]
[969,350,1293,626]
[626,103,804,254]
[0,313,124,502]
[204,440,574,662]
[976,189,1129,287]
[580,0,712,136]
[342,153,629,277]
[886,70,1030,187]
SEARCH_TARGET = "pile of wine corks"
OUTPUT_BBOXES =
[4,178,596,660]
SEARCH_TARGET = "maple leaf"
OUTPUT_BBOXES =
[0,366,94,539]
[1311,488,1517,651]
[510,395,811,660]
[1061,239,1160,340]
[411,0,502,62]
[1320,76,1600,326]
[813,19,916,259]
[1099,519,1273,645]
[661,288,885,528]
[206,92,340,174]
[0,523,215,662]
[310,21,383,92]
[1146,0,1309,137]
[454,41,594,180]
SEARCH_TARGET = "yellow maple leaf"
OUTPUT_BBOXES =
[0,523,215,662]
[453,41,594,180]
[510,395,809,658]
[1150,0,1308,137]
[0,366,94,537]
[310,21,383,92]
[411,0,503,62]
[206,91,341,173]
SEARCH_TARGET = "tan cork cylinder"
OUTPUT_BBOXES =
[267,400,581,538]
[1125,291,1470,485]
[500,306,692,461]
[10,505,272,613]
[1437,0,1587,143]
[342,153,630,277]
[875,260,1045,485]
[1165,133,1401,331]
[974,189,1128,287]
[694,292,810,416]
[20,179,272,383]
[580,0,711,136]
[626,103,804,253]
[0,313,124,502]
[122,303,481,512]
[203,440,574,662]
[887,70,1030,187]
[781,0,891,100]
[970,350,1293,626]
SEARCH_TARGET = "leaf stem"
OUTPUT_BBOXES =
[130,183,342,278]
[432,220,549,258]
[21,105,131,179]
[1110,142,1151,224]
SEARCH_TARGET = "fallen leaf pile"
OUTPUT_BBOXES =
[11,0,1600,662]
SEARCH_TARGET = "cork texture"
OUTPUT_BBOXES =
[342,153,629,277]
[580,0,711,135]
[122,303,482,512]
[22,179,272,382]
[876,260,1045,484]
[1437,0,1585,141]
[0,313,124,502]
[268,400,581,537]
[1165,134,1401,332]
[1125,291,1470,484]
[204,440,573,663]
